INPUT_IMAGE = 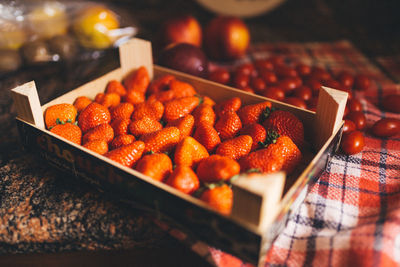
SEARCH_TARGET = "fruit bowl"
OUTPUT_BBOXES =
[11,38,347,266]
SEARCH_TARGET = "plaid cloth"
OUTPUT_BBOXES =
[188,40,400,267]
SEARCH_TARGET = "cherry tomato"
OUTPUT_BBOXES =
[292,76,303,88]
[294,85,312,101]
[382,94,400,113]
[269,55,285,66]
[254,59,274,71]
[275,65,298,78]
[259,69,278,85]
[371,118,400,137]
[235,63,257,77]
[322,79,342,90]
[233,73,250,89]
[278,77,298,93]
[251,77,267,93]
[340,130,365,155]
[296,63,312,77]
[347,99,363,112]
[262,86,285,101]
[285,97,307,109]
[346,111,366,130]
[354,74,371,91]
[305,79,323,96]
[343,119,356,134]
[208,69,231,85]
[336,71,354,89]
[309,67,331,81]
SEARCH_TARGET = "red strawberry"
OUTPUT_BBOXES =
[44,103,77,129]
[165,165,200,195]
[110,118,131,136]
[237,101,272,126]
[196,155,240,183]
[135,153,173,182]
[200,184,233,215]
[110,102,134,121]
[214,97,241,117]
[96,92,121,109]
[239,123,266,151]
[147,74,175,95]
[163,96,200,122]
[110,134,135,150]
[78,102,111,133]
[105,80,127,97]
[123,66,150,94]
[50,122,82,145]
[174,136,209,167]
[193,123,221,152]
[192,103,216,127]
[124,90,145,105]
[131,100,164,121]
[83,139,108,155]
[262,109,304,147]
[215,135,252,160]
[140,127,181,154]
[73,96,92,113]
[82,123,114,144]
[105,141,145,168]
[214,111,242,140]
[166,115,195,140]
[128,117,163,137]
[169,79,197,99]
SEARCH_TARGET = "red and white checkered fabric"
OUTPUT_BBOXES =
[209,40,400,267]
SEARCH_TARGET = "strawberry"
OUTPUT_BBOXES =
[73,96,92,113]
[83,139,108,155]
[199,184,233,215]
[166,115,195,140]
[214,97,241,117]
[147,74,175,95]
[196,155,240,183]
[163,96,200,122]
[50,122,82,145]
[165,165,200,194]
[78,102,111,133]
[124,90,145,105]
[105,80,127,97]
[105,141,145,168]
[96,92,121,109]
[123,66,150,94]
[110,118,131,136]
[110,134,135,150]
[135,153,173,182]
[82,123,114,144]
[193,123,221,152]
[239,123,266,151]
[128,117,163,137]
[169,79,197,99]
[192,103,216,127]
[237,101,272,126]
[202,96,216,107]
[174,136,209,167]
[131,100,164,121]
[262,109,304,147]
[147,90,176,103]
[214,111,242,140]
[140,127,181,154]
[110,102,134,121]
[44,103,77,129]
[239,132,302,174]
[215,135,253,160]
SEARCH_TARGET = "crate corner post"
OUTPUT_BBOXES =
[119,38,154,79]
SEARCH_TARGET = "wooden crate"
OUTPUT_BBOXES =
[11,38,347,266]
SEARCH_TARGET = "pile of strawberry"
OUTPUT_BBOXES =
[44,66,304,215]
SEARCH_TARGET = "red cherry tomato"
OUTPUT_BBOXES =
[337,71,354,89]
[296,63,312,77]
[294,85,312,101]
[340,130,365,155]
[208,69,231,85]
[269,55,285,66]
[275,65,298,78]
[235,63,257,77]
[259,69,278,85]
[278,77,298,93]
[322,79,342,90]
[251,77,267,93]
[262,86,285,101]
[347,99,363,112]
[382,94,400,113]
[285,97,307,109]
[346,111,366,130]
[354,74,371,91]
[233,73,250,89]
[309,67,331,81]
[254,59,274,71]
[371,118,400,137]
[343,119,356,134]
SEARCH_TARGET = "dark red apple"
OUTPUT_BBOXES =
[158,43,209,78]
[204,16,250,61]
